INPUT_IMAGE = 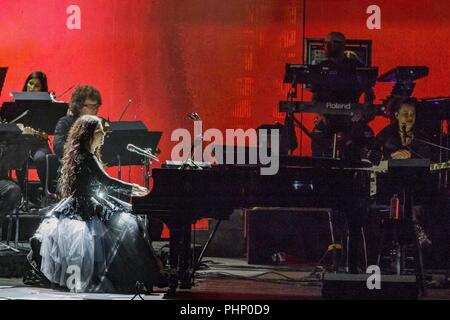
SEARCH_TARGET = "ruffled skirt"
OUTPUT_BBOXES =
[33,195,160,293]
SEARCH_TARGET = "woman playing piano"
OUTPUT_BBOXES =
[25,115,164,292]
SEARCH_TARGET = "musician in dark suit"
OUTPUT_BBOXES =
[311,32,375,160]
[368,97,430,164]
[309,32,377,273]
[15,71,53,201]
[368,97,432,248]
[54,85,102,159]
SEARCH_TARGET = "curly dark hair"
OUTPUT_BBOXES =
[22,71,48,92]
[69,85,102,117]
[59,115,103,197]
[387,96,418,124]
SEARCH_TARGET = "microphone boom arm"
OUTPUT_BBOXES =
[127,144,160,162]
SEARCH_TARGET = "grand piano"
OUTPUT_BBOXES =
[132,156,372,294]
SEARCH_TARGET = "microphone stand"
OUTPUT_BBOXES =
[112,99,133,178]
[179,136,203,170]
[413,137,450,152]
[56,84,77,100]
[126,146,159,188]
[118,99,133,121]
[180,113,203,170]
[143,154,151,190]
[138,148,159,189]
[409,130,450,192]
[126,146,158,233]
[281,80,313,155]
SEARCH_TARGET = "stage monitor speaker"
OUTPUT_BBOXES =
[322,273,418,300]
[246,208,341,265]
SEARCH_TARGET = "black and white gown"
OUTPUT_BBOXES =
[31,152,160,293]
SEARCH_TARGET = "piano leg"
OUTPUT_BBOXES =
[165,222,192,297]
[344,199,368,273]
[179,223,192,289]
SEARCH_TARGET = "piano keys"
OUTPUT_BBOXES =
[278,100,385,117]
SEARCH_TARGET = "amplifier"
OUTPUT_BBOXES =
[322,272,418,300]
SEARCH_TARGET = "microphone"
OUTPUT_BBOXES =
[126,144,159,162]
[119,99,134,121]
[401,124,409,146]
[187,112,201,121]
[402,124,407,138]
[56,84,77,99]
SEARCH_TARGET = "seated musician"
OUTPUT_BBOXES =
[22,71,48,93]
[367,97,430,164]
[54,85,101,159]
[26,115,166,292]
[15,71,53,200]
[311,32,375,160]
[53,86,162,239]
[368,96,432,247]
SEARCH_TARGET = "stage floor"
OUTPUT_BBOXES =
[0,257,449,300]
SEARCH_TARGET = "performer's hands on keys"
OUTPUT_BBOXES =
[390,149,412,159]
[132,184,148,197]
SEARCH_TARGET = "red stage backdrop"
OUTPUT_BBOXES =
[1,0,449,188]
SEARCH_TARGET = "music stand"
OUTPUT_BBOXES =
[102,121,162,182]
[1,97,68,135]
[10,92,53,101]
[0,124,30,172]
[1,97,68,213]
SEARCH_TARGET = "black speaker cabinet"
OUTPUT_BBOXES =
[322,273,418,300]
[246,208,341,265]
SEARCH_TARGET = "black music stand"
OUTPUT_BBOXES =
[102,121,162,183]
[1,97,68,135]
[1,97,68,211]
[0,124,29,172]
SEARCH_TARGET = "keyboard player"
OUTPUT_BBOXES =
[310,32,376,273]
[311,32,375,160]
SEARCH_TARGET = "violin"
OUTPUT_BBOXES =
[17,123,49,140]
